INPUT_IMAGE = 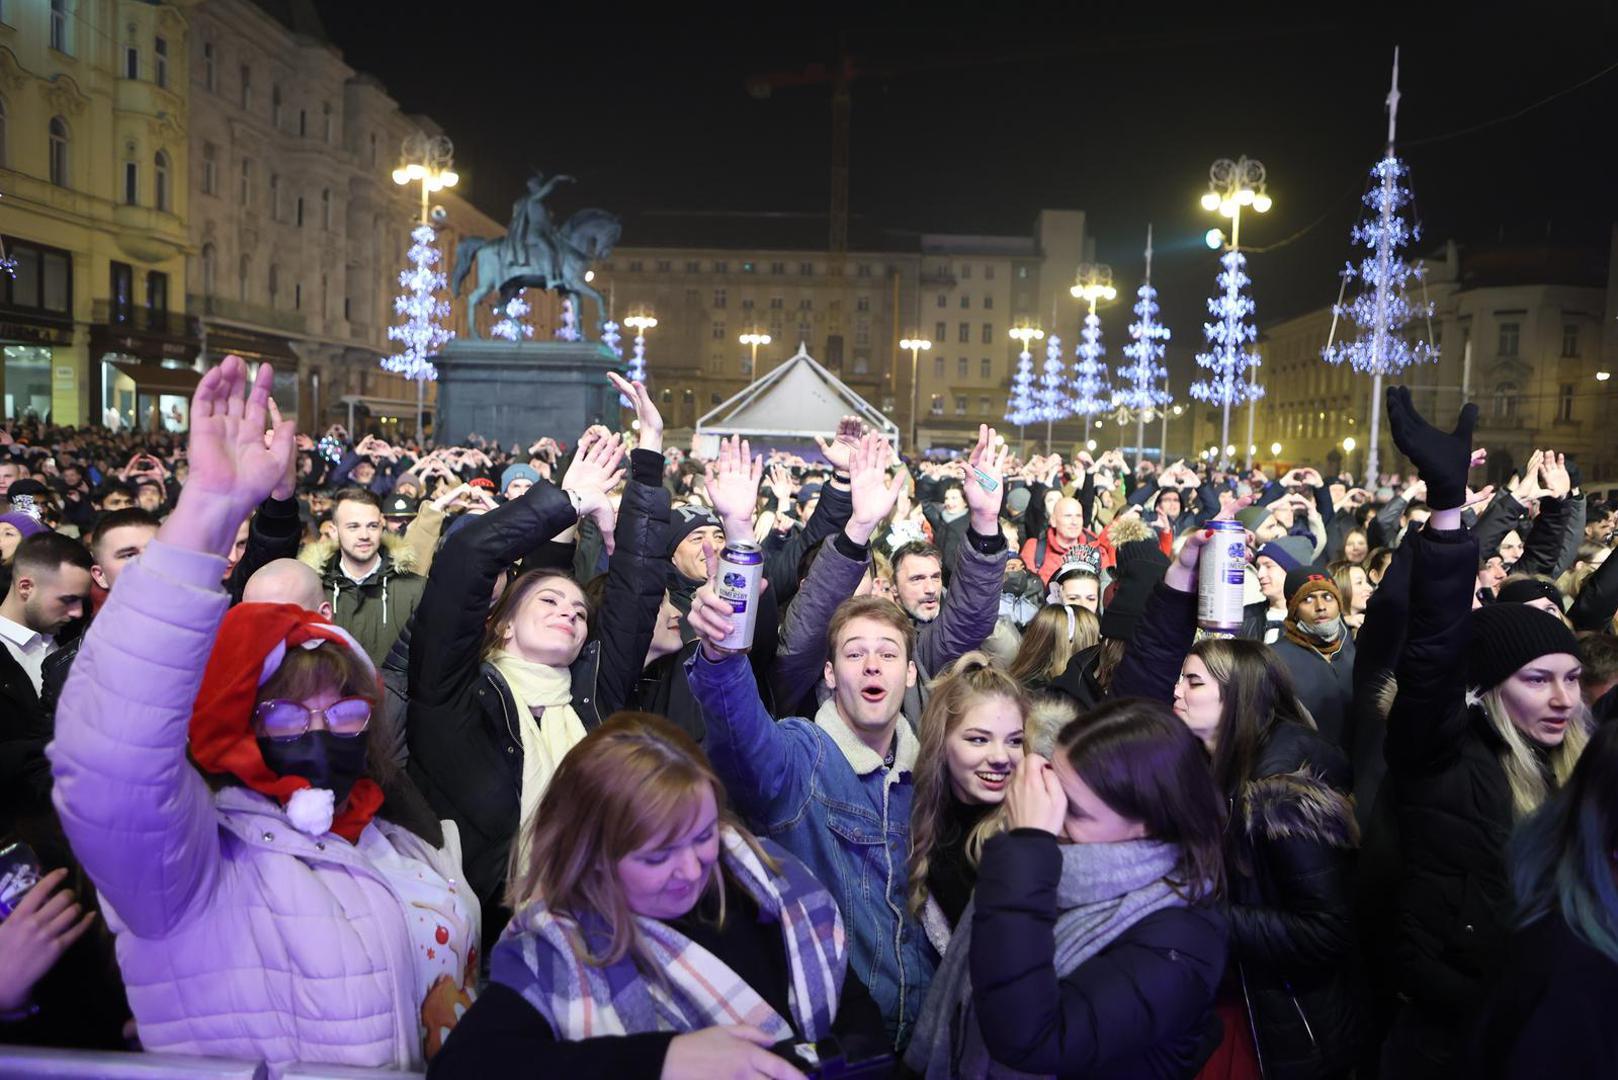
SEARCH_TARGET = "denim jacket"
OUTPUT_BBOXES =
[685,648,934,1047]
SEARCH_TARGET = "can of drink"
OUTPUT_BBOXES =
[716,541,765,651]
[1198,519,1248,633]
[0,842,41,922]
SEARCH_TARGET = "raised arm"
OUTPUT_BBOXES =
[915,425,1009,676]
[51,356,293,938]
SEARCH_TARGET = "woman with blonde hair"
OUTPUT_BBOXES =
[1007,604,1099,691]
[431,713,884,1079]
[907,652,1030,955]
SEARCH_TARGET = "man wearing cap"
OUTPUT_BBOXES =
[1273,566,1357,749]
[500,463,540,501]
[298,488,425,665]
[1246,535,1315,644]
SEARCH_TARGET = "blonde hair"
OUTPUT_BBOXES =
[907,652,1028,917]
[1476,687,1592,819]
[505,712,774,972]
[1008,604,1099,687]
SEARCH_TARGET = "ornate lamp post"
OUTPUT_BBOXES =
[900,336,932,454]
[387,133,459,439]
[739,330,772,382]
[1069,264,1118,425]
[624,312,657,390]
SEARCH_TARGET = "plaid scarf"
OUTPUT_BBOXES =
[495,830,846,1044]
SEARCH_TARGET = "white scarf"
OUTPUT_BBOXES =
[490,649,587,879]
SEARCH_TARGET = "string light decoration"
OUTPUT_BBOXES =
[382,223,453,382]
[0,189,15,278]
[600,320,622,358]
[491,291,534,341]
[620,314,656,406]
[1321,48,1437,485]
[1113,228,1173,465]
[1005,326,1043,429]
[1189,248,1262,422]
[1032,332,1069,448]
[1071,310,1111,417]
[554,296,582,342]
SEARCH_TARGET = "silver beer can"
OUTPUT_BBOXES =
[1198,519,1248,633]
[716,541,765,651]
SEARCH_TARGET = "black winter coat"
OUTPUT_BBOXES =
[969,830,1228,1079]
[406,454,669,947]
[1229,723,1365,1079]
[1273,634,1356,751]
[1383,526,1522,1043]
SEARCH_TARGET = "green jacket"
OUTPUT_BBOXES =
[299,536,426,666]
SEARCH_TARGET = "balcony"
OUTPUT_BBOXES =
[89,302,202,364]
[188,293,308,336]
[92,302,200,339]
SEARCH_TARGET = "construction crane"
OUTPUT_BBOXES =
[746,48,857,259]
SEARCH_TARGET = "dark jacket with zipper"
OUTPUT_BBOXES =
[405,452,669,949]
[1229,722,1365,1079]
[302,536,427,667]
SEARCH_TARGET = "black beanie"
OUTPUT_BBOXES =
[1113,538,1170,573]
[1466,603,1580,692]
[1494,577,1565,612]
[1100,555,1168,643]
[665,504,722,558]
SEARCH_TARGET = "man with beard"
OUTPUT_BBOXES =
[771,426,1008,720]
[299,488,425,665]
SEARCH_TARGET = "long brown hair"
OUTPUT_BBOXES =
[1056,699,1226,900]
[1008,604,1099,687]
[504,712,774,970]
[1189,637,1315,794]
[907,652,1028,916]
[481,568,588,662]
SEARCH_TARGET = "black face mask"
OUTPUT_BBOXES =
[257,732,369,803]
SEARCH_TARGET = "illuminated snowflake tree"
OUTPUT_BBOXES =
[382,223,453,382]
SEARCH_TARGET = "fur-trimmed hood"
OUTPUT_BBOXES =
[298,531,419,581]
[1239,767,1360,849]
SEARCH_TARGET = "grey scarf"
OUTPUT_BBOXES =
[1295,615,1345,644]
[904,837,1185,1079]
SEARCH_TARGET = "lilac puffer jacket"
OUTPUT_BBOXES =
[49,539,472,1073]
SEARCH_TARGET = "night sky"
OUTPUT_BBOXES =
[316,3,1617,386]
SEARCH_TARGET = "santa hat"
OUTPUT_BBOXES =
[189,603,384,842]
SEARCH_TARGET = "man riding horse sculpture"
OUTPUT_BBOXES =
[451,171,620,338]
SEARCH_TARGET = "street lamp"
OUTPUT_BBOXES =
[1069,262,1118,418]
[900,336,932,454]
[1270,441,1283,457]
[1597,371,1612,382]
[739,331,772,382]
[625,312,657,389]
[388,133,459,439]
[1194,156,1272,470]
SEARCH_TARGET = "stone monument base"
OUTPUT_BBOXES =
[433,339,622,447]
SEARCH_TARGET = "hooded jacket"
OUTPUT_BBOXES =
[300,534,426,666]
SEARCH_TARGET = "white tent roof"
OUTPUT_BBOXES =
[696,342,897,441]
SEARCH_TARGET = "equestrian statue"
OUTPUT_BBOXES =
[451,171,621,338]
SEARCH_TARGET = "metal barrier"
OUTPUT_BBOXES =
[0,1047,426,1080]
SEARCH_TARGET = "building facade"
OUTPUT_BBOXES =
[593,209,1095,451]
[1,0,196,427]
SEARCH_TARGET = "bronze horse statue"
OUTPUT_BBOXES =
[451,208,620,338]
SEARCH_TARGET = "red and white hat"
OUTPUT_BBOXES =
[189,603,384,841]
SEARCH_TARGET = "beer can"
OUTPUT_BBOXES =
[1197,519,1248,633]
[716,541,764,651]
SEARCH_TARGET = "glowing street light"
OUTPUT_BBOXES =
[739,330,772,382]
[624,312,657,390]
[900,336,933,453]
[1270,441,1283,457]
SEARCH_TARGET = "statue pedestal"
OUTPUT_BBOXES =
[433,339,622,446]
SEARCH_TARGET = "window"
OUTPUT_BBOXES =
[713,261,728,273]
[294,283,302,310]
[981,358,992,379]
[1561,325,1580,357]
[956,357,968,378]
[959,295,970,310]
[238,254,251,300]
[322,102,333,143]
[712,321,726,340]
[1497,321,1519,356]
[771,262,785,275]
[1557,383,1574,422]
[201,142,217,194]
[799,262,814,276]
[960,264,972,280]
[240,65,252,110]
[985,265,995,280]
[661,388,672,405]
[48,116,68,186]
[855,323,870,346]
[742,261,756,273]
[980,396,992,416]
[320,272,328,317]
[713,288,726,308]
[981,323,993,344]
[49,0,68,52]
[239,158,253,205]
[272,85,283,128]
[935,320,946,341]
[983,295,993,310]
[124,45,139,80]
[934,356,945,378]
[298,109,307,137]
[154,150,170,211]
[321,188,331,230]
[268,263,279,305]
[936,294,947,308]
[269,173,280,220]
[741,298,754,311]
[203,42,216,92]
[295,196,305,227]
[201,243,217,295]
[857,263,872,277]
[685,260,700,272]
[799,298,812,310]
[1017,266,1029,279]
[958,322,969,343]
[655,259,671,272]
[627,260,642,272]
[856,295,870,313]
[369,132,377,166]
[769,296,783,310]
[154,37,167,88]
[123,159,138,205]
[1492,381,1518,419]
[109,262,133,320]
[954,395,967,415]
[930,394,944,416]
[146,270,167,316]
[853,352,870,374]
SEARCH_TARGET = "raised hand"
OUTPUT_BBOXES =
[267,398,296,501]
[1540,449,1571,500]
[765,462,796,506]
[813,415,866,472]
[606,372,665,454]
[1386,385,1477,512]
[0,868,97,1013]
[1510,449,1549,504]
[845,434,906,546]
[561,428,626,553]
[964,424,1009,532]
[1005,755,1066,836]
[688,542,738,659]
[703,434,763,539]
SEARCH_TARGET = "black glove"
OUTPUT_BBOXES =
[1386,385,1476,511]
[1566,456,1583,495]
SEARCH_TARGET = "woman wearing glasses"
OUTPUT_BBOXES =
[49,357,478,1073]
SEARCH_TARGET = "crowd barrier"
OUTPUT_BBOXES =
[0,1047,425,1080]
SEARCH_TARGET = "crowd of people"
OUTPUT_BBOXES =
[1,359,1615,1079]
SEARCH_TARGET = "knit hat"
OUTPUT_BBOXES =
[1494,577,1566,612]
[0,511,48,539]
[1256,535,1314,576]
[189,604,384,842]
[1006,487,1032,515]
[1235,505,1269,533]
[381,492,419,518]
[1284,566,1341,612]
[1467,602,1581,692]
[1113,537,1170,574]
[500,463,541,496]
[1099,544,1168,642]
[665,503,722,558]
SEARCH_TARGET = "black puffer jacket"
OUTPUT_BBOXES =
[1382,525,1517,1042]
[1230,722,1365,1079]
[406,452,669,946]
